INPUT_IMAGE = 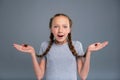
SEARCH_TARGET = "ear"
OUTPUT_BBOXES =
[68,28,71,33]
[50,28,53,33]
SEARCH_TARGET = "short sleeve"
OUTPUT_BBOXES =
[37,41,49,58]
[73,41,84,56]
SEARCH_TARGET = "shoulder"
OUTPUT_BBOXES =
[41,41,49,46]
[72,40,83,47]
[72,40,84,55]
[39,41,49,54]
[72,40,84,51]
[40,41,49,48]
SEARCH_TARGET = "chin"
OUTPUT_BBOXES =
[56,39,67,43]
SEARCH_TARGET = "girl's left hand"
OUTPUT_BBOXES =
[87,41,109,52]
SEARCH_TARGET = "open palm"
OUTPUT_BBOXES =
[87,41,108,52]
[13,43,35,54]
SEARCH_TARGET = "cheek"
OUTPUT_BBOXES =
[66,29,71,34]
[64,29,70,37]
[51,29,57,35]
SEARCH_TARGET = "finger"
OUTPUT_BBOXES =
[13,43,19,47]
[13,44,23,51]
[101,41,109,48]
[103,41,109,46]
[13,43,21,48]
[13,43,27,51]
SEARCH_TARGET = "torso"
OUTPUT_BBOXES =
[40,41,84,80]
[44,42,77,80]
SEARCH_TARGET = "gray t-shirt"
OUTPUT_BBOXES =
[38,41,84,80]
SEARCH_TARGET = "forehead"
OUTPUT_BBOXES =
[52,16,69,24]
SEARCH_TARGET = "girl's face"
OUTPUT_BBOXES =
[51,16,71,44]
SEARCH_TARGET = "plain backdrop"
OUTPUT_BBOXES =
[0,0,120,80]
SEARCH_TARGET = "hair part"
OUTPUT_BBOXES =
[49,13,72,29]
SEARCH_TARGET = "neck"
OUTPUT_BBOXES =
[55,40,67,45]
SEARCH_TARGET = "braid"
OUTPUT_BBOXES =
[36,33,54,58]
[68,33,82,58]
[37,13,80,58]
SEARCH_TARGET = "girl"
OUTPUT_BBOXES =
[13,13,108,80]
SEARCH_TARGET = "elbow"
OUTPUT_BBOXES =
[36,75,43,80]
[80,76,87,80]
[36,73,44,80]
[37,77,42,80]
[79,73,88,80]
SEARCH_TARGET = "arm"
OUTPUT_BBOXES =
[13,44,45,80]
[77,51,91,80]
[31,52,45,80]
[77,41,108,80]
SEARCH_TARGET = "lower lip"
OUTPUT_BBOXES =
[57,36,64,39]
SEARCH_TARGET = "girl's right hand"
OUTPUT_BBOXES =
[13,43,35,55]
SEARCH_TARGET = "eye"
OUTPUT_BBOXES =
[63,26,68,28]
[53,26,58,28]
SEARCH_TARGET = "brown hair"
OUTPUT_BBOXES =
[36,13,83,58]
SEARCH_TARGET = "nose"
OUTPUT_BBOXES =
[58,27,63,33]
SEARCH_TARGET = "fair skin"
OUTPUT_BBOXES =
[51,16,70,44]
[13,16,108,80]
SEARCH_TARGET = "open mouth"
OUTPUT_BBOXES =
[57,35,64,38]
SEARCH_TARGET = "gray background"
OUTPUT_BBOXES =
[0,0,120,80]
